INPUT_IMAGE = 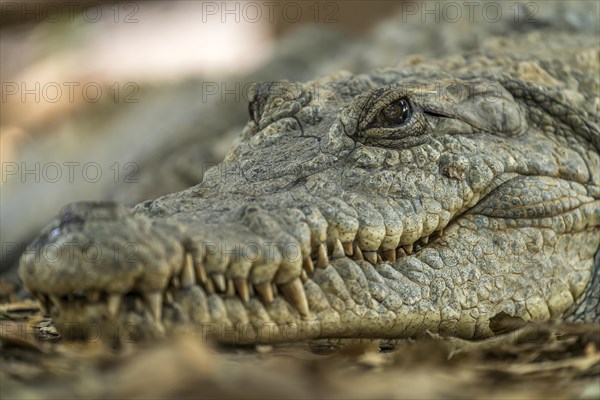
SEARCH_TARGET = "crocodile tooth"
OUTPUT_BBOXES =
[87,291,100,303]
[377,254,383,263]
[343,241,354,256]
[255,282,274,303]
[430,229,443,242]
[180,254,196,288]
[143,291,162,321]
[226,279,236,296]
[316,243,328,269]
[300,269,308,282]
[332,239,345,258]
[403,244,414,255]
[421,236,429,245]
[279,278,309,316]
[49,295,61,310]
[234,279,250,303]
[134,297,145,313]
[364,251,377,264]
[383,248,396,262]
[204,278,215,294]
[195,261,208,284]
[396,248,407,258]
[171,277,180,289]
[212,274,226,292]
[107,294,122,316]
[353,244,364,261]
[165,291,174,303]
[35,294,50,315]
[303,257,314,274]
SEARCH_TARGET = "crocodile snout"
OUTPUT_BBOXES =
[18,201,316,340]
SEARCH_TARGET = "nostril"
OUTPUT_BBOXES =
[59,212,85,228]
[47,227,62,241]
[244,205,261,215]
[33,211,86,247]
[60,201,131,222]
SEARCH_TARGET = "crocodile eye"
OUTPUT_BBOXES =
[354,91,428,149]
[376,98,412,127]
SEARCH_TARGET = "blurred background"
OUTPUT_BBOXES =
[1,0,597,291]
[1,0,409,284]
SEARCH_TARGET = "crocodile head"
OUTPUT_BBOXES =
[19,67,600,342]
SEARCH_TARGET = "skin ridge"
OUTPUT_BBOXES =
[18,43,600,343]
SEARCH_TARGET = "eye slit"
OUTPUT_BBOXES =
[375,97,412,127]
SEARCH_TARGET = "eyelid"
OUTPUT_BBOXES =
[359,90,412,130]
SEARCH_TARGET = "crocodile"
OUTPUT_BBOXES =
[18,37,600,343]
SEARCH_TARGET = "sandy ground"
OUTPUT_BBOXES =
[1,298,599,400]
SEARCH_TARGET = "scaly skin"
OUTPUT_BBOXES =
[19,48,600,343]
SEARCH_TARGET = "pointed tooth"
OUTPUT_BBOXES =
[364,251,377,264]
[171,277,180,289]
[107,294,122,317]
[49,295,61,309]
[87,291,100,303]
[279,278,309,316]
[35,294,50,315]
[421,236,429,245]
[332,239,345,258]
[134,298,145,313]
[303,257,314,274]
[203,277,215,294]
[396,247,407,258]
[316,243,328,269]
[255,282,274,304]
[234,279,250,303]
[352,244,364,261]
[300,269,308,283]
[343,241,354,256]
[226,279,236,296]
[403,244,414,255]
[383,249,396,262]
[195,261,208,284]
[165,291,174,303]
[39,305,48,315]
[212,274,226,292]
[180,254,196,288]
[377,254,383,263]
[40,296,51,315]
[143,291,162,321]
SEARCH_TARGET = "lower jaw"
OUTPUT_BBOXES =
[41,279,497,345]
[44,286,408,344]
[43,295,469,346]
[47,303,322,345]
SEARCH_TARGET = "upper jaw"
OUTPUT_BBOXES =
[19,193,449,337]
